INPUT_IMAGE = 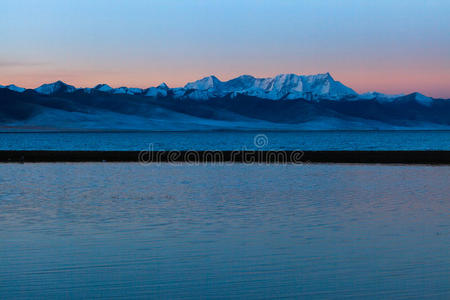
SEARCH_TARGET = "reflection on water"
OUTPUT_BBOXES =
[0,163,449,298]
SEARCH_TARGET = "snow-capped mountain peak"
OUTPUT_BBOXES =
[185,75,221,90]
[145,83,170,97]
[5,84,26,93]
[359,91,405,99]
[112,87,143,95]
[412,92,433,106]
[35,81,76,95]
[180,73,357,100]
[158,82,169,90]
[358,91,406,102]
[94,84,114,93]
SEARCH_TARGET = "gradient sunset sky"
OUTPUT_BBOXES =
[2,0,449,98]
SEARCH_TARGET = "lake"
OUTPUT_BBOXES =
[0,163,448,298]
[0,130,449,151]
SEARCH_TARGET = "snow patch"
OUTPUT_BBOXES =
[35,81,76,95]
[5,84,26,93]
[94,84,114,93]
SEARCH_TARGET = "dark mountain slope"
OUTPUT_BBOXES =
[1,87,449,129]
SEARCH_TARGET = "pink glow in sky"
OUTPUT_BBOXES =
[1,0,450,98]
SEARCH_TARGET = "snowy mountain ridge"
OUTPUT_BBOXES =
[182,73,357,100]
[0,73,439,105]
[35,80,76,95]
[1,76,449,130]
[2,84,26,93]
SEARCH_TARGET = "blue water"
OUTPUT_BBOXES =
[0,130,449,150]
[0,163,449,298]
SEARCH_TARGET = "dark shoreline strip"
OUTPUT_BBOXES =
[0,150,449,164]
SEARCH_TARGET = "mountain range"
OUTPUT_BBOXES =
[1,73,449,130]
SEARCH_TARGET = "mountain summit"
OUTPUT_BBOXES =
[182,73,357,100]
[35,81,76,95]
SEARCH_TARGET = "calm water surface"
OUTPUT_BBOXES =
[0,130,449,150]
[0,163,449,298]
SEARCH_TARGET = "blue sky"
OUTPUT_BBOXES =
[1,0,449,97]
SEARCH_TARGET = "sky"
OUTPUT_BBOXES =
[1,0,450,98]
